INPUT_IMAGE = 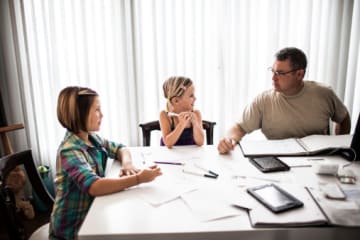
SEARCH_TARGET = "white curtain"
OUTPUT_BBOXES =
[345,0,360,123]
[2,0,359,167]
[133,0,360,137]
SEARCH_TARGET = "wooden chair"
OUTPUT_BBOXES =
[0,124,24,156]
[139,120,216,146]
[0,150,54,240]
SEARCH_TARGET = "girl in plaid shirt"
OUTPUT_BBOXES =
[50,86,162,239]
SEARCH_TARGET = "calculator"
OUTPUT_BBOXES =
[249,156,290,173]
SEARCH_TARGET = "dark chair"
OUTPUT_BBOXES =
[139,120,216,146]
[0,150,54,240]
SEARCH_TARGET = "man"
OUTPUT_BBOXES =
[218,47,351,154]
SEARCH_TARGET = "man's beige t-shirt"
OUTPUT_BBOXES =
[239,81,348,139]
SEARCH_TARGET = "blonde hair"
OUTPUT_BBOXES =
[163,76,193,111]
[57,86,98,133]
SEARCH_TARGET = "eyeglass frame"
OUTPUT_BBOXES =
[267,67,302,76]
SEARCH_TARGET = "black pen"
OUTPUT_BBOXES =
[182,169,217,179]
[194,163,219,177]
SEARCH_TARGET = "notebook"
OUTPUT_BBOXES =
[239,134,352,157]
[239,112,360,160]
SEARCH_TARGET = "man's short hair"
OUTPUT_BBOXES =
[275,47,307,72]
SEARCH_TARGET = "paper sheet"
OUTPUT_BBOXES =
[181,188,243,221]
[132,180,196,206]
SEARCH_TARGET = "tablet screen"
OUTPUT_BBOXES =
[247,184,303,213]
[250,156,290,173]
[253,185,293,208]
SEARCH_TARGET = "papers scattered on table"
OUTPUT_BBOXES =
[181,187,244,221]
[133,181,196,207]
[230,187,257,211]
[231,172,294,185]
[139,146,203,165]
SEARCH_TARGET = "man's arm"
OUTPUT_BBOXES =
[335,112,351,135]
[227,123,247,142]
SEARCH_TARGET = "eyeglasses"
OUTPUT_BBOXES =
[268,67,301,76]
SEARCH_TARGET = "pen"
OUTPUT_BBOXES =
[290,165,312,168]
[167,112,179,117]
[194,163,219,177]
[307,158,324,161]
[182,169,218,179]
[154,161,184,165]
[232,175,280,183]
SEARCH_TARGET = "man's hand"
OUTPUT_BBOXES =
[217,138,236,154]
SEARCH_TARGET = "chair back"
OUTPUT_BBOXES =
[0,150,54,240]
[139,120,216,146]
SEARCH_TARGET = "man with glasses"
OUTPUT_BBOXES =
[218,47,351,154]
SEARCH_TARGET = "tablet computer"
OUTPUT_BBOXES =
[249,156,290,173]
[247,183,303,213]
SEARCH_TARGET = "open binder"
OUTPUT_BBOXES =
[239,134,353,158]
[247,184,327,227]
[247,184,360,228]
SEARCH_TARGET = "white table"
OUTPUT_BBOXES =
[78,145,360,240]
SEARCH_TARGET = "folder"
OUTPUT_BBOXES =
[247,184,360,228]
[239,134,353,157]
[247,184,328,227]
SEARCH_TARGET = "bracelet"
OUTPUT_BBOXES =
[135,174,140,185]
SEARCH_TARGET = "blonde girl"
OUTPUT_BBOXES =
[159,76,204,148]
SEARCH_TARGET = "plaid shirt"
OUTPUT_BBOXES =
[49,131,124,239]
